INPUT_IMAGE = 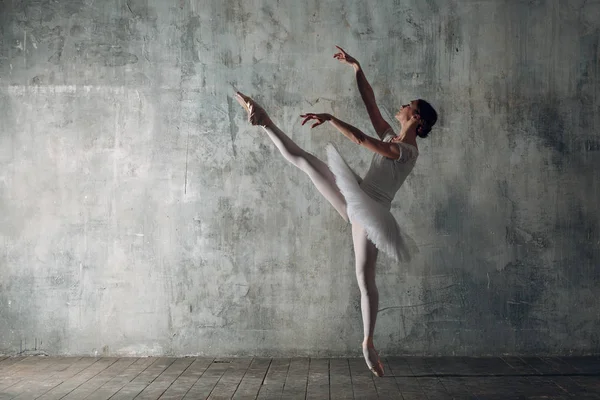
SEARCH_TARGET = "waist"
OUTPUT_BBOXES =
[360,182,393,206]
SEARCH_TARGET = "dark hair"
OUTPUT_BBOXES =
[415,99,438,138]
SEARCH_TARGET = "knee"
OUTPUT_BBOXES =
[356,273,378,294]
[283,152,307,170]
[293,155,308,170]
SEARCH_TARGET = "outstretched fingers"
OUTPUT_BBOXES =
[334,45,347,58]
[300,113,325,128]
[300,113,313,126]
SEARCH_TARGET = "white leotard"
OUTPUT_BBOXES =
[360,129,419,207]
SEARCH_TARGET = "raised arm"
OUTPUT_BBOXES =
[334,46,392,139]
[299,113,400,160]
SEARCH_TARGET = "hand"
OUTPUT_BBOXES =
[406,114,422,130]
[300,113,332,128]
[333,45,359,67]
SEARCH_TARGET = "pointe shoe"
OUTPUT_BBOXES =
[234,91,271,126]
[363,345,385,377]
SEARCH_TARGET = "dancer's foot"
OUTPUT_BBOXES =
[362,342,384,377]
[235,91,272,126]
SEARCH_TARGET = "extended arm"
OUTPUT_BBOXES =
[299,112,400,159]
[353,63,393,139]
[329,116,399,158]
[334,46,392,139]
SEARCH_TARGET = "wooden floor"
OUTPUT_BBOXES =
[0,355,599,399]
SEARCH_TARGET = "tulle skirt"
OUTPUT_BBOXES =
[326,144,418,262]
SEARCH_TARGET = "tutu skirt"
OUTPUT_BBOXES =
[326,144,418,262]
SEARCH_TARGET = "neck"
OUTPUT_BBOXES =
[396,124,418,143]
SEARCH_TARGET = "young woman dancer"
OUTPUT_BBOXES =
[235,46,437,377]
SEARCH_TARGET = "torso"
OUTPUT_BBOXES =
[359,130,419,208]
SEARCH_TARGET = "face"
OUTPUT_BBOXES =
[395,100,420,124]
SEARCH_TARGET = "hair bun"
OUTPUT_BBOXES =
[415,99,437,139]
[417,124,431,139]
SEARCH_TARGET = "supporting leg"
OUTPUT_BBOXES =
[352,222,384,377]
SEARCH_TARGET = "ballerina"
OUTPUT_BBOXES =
[235,45,437,377]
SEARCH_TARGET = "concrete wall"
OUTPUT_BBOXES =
[1,0,599,357]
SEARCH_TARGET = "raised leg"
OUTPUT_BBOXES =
[236,92,348,222]
[352,222,384,377]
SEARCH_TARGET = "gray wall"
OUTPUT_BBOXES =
[1,0,599,357]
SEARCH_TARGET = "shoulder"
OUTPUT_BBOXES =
[391,141,418,163]
[381,128,397,142]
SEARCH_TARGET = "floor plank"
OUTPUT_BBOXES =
[467,376,565,398]
[1,360,48,396]
[0,356,55,385]
[329,359,353,400]
[280,358,309,399]
[0,357,27,372]
[437,377,476,398]
[0,355,599,400]
[348,357,379,399]
[407,358,453,399]
[208,358,253,399]
[26,357,99,396]
[454,357,516,376]
[158,358,213,400]
[414,377,453,399]
[547,376,590,398]
[306,358,329,400]
[531,357,588,398]
[405,357,434,375]
[424,356,477,376]
[0,357,51,393]
[400,393,429,400]
[256,358,291,400]
[231,358,271,400]
[9,357,85,399]
[109,357,178,400]
[135,357,196,400]
[413,357,476,398]
[559,356,600,374]
[539,356,581,374]
[386,357,426,398]
[39,357,83,374]
[372,359,402,399]
[86,357,158,400]
[36,358,119,400]
[385,357,414,377]
[500,356,540,374]
[61,358,138,399]
[571,376,600,394]
[183,359,232,399]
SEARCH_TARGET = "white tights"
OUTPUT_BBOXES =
[261,123,379,341]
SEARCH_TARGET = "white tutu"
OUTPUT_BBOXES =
[326,144,418,262]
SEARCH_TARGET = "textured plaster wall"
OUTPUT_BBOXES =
[0,0,599,356]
